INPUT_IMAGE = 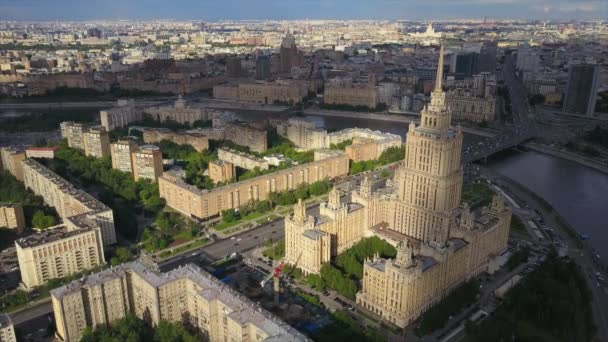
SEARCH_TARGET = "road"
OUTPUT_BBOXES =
[0,98,170,109]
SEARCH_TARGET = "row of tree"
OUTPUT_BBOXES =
[349,145,405,175]
[81,314,199,342]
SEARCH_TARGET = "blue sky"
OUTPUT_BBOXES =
[0,0,606,21]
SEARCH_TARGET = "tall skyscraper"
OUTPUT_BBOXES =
[255,55,271,80]
[225,56,242,78]
[454,52,480,79]
[479,41,497,73]
[563,64,599,116]
[278,31,302,75]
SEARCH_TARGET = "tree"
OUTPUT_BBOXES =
[255,200,272,213]
[221,209,240,223]
[110,247,133,266]
[31,210,56,229]
[306,274,327,292]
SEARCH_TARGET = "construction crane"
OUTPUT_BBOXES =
[260,262,285,288]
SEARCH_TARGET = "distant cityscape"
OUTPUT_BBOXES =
[0,15,607,342]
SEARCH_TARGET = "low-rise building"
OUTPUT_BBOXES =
[208,160,235,184]
[51,261,309,342]
[0,203,25,233]
[0,313,16,342]
[218,148,269,170]
[110,140,137,173]
[143,95,208,126]
[324,85,378,109]
[83,126,111,159]
[25,146,59,159]
[0,146,26,181]
[132,145,163,183]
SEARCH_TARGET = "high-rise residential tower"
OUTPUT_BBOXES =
[563,64,599,116]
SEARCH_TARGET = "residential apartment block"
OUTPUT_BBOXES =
[217,148,269,171]
[0,203,25,233]
[25,146,59,159]
[100,99,143,131]
[142,128,210,152]
[110,140,137,173]
[0,146,26,181]
[62,122,88,150]
[159,151,349,220]
[223,123,268,153]
[132,145,163,183]
[208,160,235,184]
[21,159,116,247]
[51,261,309,342]
[83,126,111,158]
[16,222,105,288]
[0,313,16,342]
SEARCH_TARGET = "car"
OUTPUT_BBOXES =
[230,236,236,240]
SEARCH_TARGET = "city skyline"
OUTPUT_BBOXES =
[0,0,606,21]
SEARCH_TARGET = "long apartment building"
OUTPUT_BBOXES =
[51,261,309,342]
[445,88,496,123]
[21,159,116,246]
[143,95,208,125]
[218,148,269,171]
[0,146,26,181]
[15,218,105,288]
[0,203,25,233]
[159,151,349,220]
[100,99,143,131]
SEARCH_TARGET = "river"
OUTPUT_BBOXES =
[489,150,608,260]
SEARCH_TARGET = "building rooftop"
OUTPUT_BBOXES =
[15,225,95,249]
[25,146,59,151]
[303,229,327,240]
[0,312,12,329]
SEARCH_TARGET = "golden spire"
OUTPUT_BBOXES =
[434,44,444,92]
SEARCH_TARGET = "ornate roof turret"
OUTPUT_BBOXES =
[293,198,306,223]
[327,187,342,210]
[394,240,414,268]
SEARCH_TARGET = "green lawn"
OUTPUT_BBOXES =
[461,182,495,209]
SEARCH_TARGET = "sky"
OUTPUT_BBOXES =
[0,0,606,21]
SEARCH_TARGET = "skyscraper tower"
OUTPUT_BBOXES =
[394,44,464,246]
[563,64,599,116]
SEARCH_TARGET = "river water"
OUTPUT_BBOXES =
[488,151,608,260]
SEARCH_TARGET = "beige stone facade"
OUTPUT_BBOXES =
[62,122,89,150]
[208,160,235,184]
[100,99,143,131]
[0,203,25,233]
[284,189,364,275]
[345,138,380,162]
[143,128,210,152]
[83,126,111,159]
[21,159,116,247]
[224,123,268,153]
[278,117,327,151]
[0,146,26,181]
[237,82,304,105]
[16,223,105,289]
[143,95,208,125]
[132,145,164,183]
[110,140,137,173]
[445,89,496,123]
[0,313,16,342]
[25,147,59,159]
[324,85,378,109]
[218,148,269,171]
[284,47,512,329]
[159,152,349,220]
[51,261,309,342]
